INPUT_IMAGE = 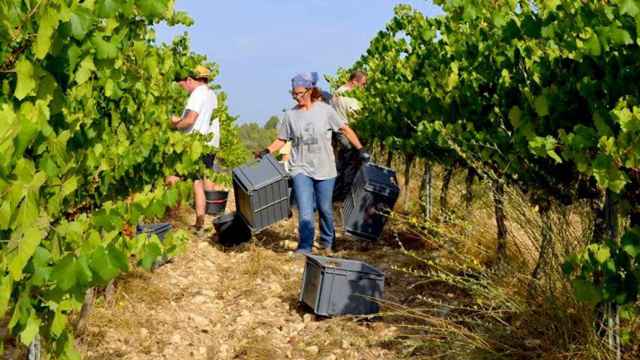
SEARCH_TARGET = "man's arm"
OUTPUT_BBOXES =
[339,125,363,150]
[171,110,199,129]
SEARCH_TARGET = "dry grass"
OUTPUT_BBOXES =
[70,160,640,360]
[378,160,626,359]
[77,207,401,360]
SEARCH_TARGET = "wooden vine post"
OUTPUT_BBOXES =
[492,179,508,261]
[402,153,415,212]
[464,168,475,212]
[419,160,433,219]
[440,167,454,222]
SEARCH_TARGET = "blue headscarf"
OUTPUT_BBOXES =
[291,72,319,89]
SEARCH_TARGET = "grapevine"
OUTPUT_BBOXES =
[349,0,640,331]
[0,1,245,357]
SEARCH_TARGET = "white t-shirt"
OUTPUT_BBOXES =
[332,85,362,123]
[182,84,220,148]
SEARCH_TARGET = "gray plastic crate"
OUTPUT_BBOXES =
[343,163,400,241]
[299,255,384,316]
[232,154,290,232]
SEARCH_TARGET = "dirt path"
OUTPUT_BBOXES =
[78,210,409,360]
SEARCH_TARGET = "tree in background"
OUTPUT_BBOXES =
[237,115,280,152]
[264,115,280,130]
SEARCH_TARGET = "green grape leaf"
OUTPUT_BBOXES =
[508,106,521,128]
[34,10,60,59]
[97,0,118,17]
[599,25,633,46]
[50,255,77,291]
[9,291,29,331]
[19,312,41,346]
[75,255,93,286]
[616,0,640,16]
[31,247,52,286]
[584,32,602,56]
[163,187,179,207]
[572,279,602,304]
[15,58,36,100]
[594,245,611,264]
[105,79,116,98]
[0,201,11,230]
[69,8,93,40]
[62,334,82,360]
[547,149,562,163]
[89,247,120,282]
[0,276,13,318]
[529,136,560,163]
[571,125,597,149]
[47,193,63,217]
[139,242,162,271]
[542,0,560,12]
[533,94,549,117]
[62,176,78,197]
[171,11,194,26]
[136,0,169,18]
[108,245,129,272]
[14,158,35,183]
[593,113,614,137]
[191,141,203,161]
[622,229,640,257]
[9,228,45,281]
[613,106,640,132]
[446,62,459,91]
[75,57,96,85]
[92,35,118,60]
[50,307,67,338]
[15,197,39,231]
[592,155,629,192]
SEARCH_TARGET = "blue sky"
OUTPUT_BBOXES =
[156,1,442,125]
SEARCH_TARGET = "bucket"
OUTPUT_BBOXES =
[205,190,228,215]
[213,212,251,246]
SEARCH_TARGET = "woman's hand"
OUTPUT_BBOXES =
[254,149,270,159]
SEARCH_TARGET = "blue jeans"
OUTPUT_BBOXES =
[292,174,336,252]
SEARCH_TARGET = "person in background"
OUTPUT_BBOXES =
[167,65,221,230]
[256,72,370,254]
[332,70,367,122]
[331,70,368,202]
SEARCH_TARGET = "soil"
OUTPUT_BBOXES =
[77,206,419,360]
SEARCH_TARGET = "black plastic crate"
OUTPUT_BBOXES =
[342,163,400,241]
[232,154,290,233]
[213,212,252,246]
[136,223,172,269]
[299,255,384,316]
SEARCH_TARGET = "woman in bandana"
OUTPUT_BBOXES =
[257,73,370,254]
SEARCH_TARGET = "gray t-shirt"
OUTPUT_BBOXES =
[278,102,346,180]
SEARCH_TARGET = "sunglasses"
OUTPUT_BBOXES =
[291,89,310,98]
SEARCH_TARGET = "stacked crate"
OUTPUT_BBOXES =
[342,163,400,241]
[232,154,290,233]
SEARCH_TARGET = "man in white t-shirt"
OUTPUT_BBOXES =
[331,70,367,202]
[169,65,221,229]
[332,71,366,123]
